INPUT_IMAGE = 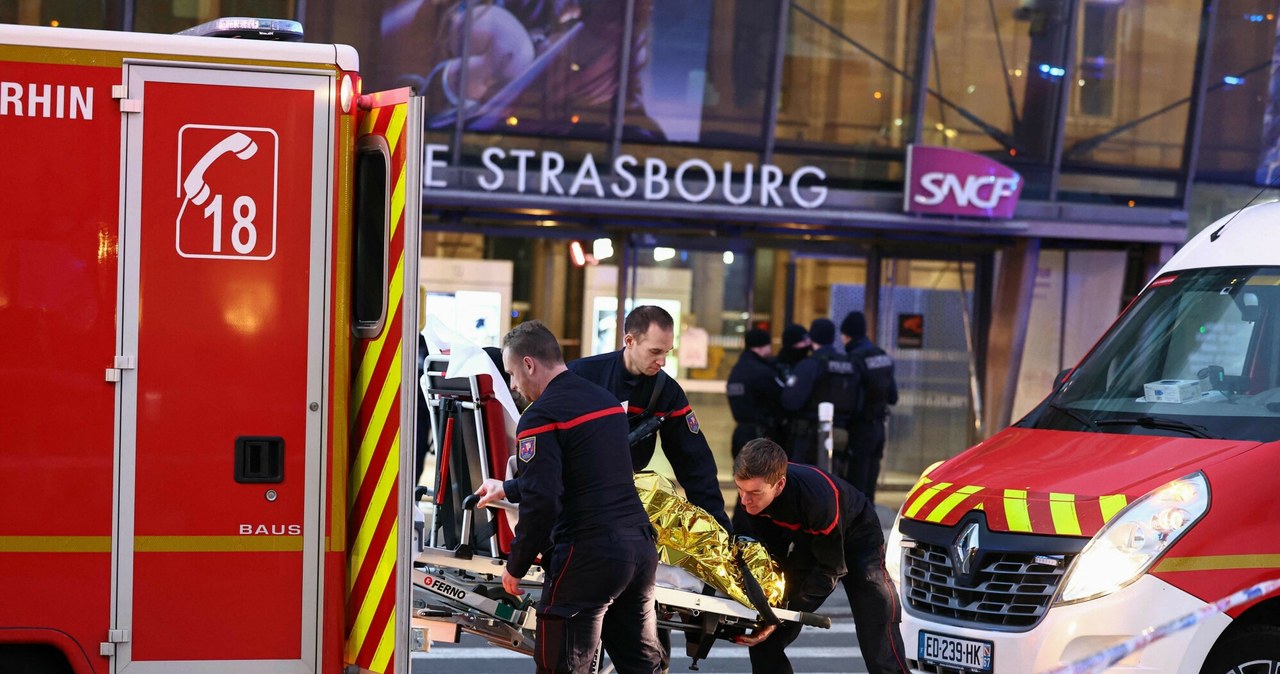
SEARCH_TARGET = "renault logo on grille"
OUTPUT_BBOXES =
[951,522,980,576]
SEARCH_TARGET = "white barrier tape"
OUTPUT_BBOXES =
[1039,577,1280,674]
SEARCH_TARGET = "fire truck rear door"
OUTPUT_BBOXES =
[344,87,423,674]
[113,63,332,673]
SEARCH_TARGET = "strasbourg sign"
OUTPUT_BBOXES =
[904,144,1022,219]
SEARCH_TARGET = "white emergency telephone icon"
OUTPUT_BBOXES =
[182,131,257,206]
[176,124,278,260]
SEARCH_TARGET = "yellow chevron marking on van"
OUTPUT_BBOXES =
[905,482,952,519]
[1099,494,1128,523]
[1049,493,1081,536]
[925,485,984,523]
[903,476,934,504]
[1004,490,1032,533]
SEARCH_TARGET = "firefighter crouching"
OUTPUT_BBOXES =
[732,438,909,674]
[780,318,861,470]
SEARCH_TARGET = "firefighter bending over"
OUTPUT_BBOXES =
[733,438,909,674]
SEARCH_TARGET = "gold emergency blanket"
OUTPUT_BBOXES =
[634,472,785,610]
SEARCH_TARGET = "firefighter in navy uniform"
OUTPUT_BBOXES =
[840,311,899,501]
[732,438,909,674]
[475,321,663,674]
[725,327,785,532]
[780,318,861,469]
[568,305,731,530]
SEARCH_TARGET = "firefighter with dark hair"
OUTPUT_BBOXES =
[780,318,861,468]
[569,305,730,530]
[732,438,909,674]
[474,320,663,674]
[840,311,899,501]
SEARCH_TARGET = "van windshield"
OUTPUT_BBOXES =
[1029,266,1280,442]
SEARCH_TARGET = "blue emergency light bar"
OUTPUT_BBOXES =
[177,17,304,41]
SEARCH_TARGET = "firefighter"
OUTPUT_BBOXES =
[780,318,860,468]
[474,321,662,674]
[732,438,909,674]
[840,311,899,501]
[726,327,786,532]
[568,305,731,530]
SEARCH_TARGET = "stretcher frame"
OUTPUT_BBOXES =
[414,355,829,670]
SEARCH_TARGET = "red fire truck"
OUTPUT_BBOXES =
[887,201,1280,673]
[0,19,424,674]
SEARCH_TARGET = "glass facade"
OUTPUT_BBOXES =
[16,0,1273,202]
[774,0,924,187]
[10,0,1262,482]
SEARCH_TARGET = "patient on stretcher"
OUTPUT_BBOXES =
[635,472,785,612]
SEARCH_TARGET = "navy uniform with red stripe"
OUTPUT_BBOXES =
[745,463,909,674]
[569,349,731,530]
[502,370,663,674]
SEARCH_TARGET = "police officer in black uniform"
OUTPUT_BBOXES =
[732,438,909,674]
[775,323,811,381]
[780,318,860,468]
[840,311,899,502]
[727,328,786,454]
[569,305,731,530]
[475,321,663,674]
[726,327,785,532]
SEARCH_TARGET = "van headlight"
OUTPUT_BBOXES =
[1057,472,1209,605]
[885,508,906,589]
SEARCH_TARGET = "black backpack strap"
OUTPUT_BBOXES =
[626,373,668,447]
[644,372,666,417]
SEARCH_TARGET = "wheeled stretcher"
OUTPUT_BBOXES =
[413,352,830,670]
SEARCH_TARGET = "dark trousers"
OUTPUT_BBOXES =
[787,421,848,470]
[846,419,887,502]
[535,531,663,674]
[747,528,908,673]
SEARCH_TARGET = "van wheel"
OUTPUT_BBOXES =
[1201,626,1280,674]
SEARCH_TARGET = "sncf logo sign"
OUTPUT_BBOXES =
[904,144,1023,219]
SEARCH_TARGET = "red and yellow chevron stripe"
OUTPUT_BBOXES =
[901,476,1129,537]
[345,99,409,674]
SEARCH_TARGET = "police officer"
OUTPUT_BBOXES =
[727,328,786,454]
[780,318,860,467]
[840,311,899,502]
[569,305,731,531]
[475,321,663,674]
[726,327,785,532]
[775,323,811,381]
[732,438,909,674]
